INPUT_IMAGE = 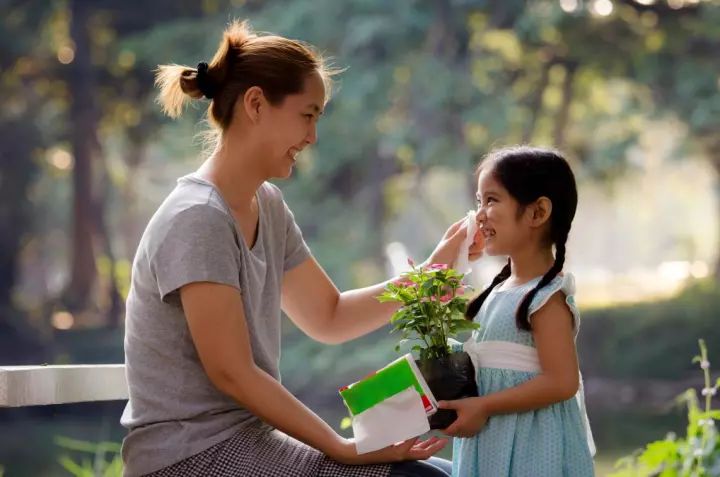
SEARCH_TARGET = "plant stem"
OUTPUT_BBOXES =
[696,338,712,470]
[699,339,711,413]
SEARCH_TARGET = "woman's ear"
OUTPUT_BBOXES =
[243,86,265,123]
[529,197,552,228]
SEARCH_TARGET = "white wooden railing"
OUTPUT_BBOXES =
[0,364,128,407]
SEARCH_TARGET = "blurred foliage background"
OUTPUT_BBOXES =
[1,0,719,475]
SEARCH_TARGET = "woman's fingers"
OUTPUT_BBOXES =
[411,436,439,450]
[444,222,469,254]
[407,437,448,460]
[444,217,467,239]
[356,435,447,465]
[468,229,484,261]
[391,437,418,457]
[469,251,483,262]
[427,219,468,267]
[448,223,468,246]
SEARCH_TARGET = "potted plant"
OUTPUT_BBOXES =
[378,259,481,429]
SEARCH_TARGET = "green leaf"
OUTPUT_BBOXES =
[54,436,122,454]
[378,295,401,303]
[609,338,720,474]
[638,439,679,469]
[58,455,90,476]
[449,319,480,332]
[390,311,409,323]
[103,458,124,477]
[340,417,353,430]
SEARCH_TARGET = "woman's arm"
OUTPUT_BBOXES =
[281,217,477,344]
[181,281,446,464]
[440,292,580,438]
[281,257,400,344]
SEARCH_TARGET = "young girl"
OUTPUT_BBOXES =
[120,19,474,477]
[438,146,595,476]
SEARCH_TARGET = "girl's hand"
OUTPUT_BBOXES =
[332,436,448,465]
[425,218,468,268]
[438,398,490,438]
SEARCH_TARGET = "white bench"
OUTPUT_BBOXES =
[0,364,128,407]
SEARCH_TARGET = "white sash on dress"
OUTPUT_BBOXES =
[464,340,597,457]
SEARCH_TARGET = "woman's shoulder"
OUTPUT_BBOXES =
[158,179,232,228]
[260,181,282,195]
[173,172,234,215]
[142,181,236,252]
[257,181,286,208]
[257,182,300,224]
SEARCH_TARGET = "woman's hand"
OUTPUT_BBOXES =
[438,397,490,438]
[468,227,485,262]
[330,435,448,465]
[425,218,467,268]
[426,216,484,267]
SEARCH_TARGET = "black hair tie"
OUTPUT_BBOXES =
[196,62,216,99]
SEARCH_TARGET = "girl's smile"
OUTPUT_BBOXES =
[476,169,527,256]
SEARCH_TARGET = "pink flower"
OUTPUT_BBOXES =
[428,263,448,270]
[456,287,465,295]
[407,257,416,268]
[393,278,415,287]
[440,294,453,303]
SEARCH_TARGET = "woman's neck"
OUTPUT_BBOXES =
[508,245,557,283]
[197,133,266,212]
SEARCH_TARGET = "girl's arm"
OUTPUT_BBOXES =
[180,281,446,464]
[281,217,477,344]
[440,291,580,438]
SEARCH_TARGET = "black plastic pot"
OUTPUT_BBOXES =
[416,351,478,430]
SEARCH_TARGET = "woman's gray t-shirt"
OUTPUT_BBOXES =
[121,174,311,476]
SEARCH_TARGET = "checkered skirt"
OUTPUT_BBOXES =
[145,424,391,477]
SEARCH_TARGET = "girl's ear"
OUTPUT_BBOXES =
[242,86,266,123]
[529,197,552,228]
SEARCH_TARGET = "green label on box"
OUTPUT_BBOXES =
[339,357,424,416]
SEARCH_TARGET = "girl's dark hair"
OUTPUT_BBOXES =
[465,146,578,331]
[155,19,339,128]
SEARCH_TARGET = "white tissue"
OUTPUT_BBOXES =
[455,209,477,275]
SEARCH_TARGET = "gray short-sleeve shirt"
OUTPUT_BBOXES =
[121,174,310,476]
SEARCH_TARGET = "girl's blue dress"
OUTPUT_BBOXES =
[452,273,595,477]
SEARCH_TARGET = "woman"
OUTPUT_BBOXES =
[121,20,480,477]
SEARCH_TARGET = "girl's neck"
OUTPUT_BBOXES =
[196,132,266,212]
[508,245,557,283]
